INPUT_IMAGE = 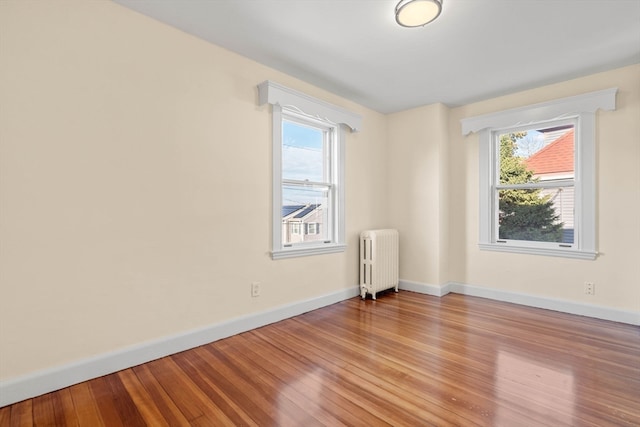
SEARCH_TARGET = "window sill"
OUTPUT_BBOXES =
[272,244,347,260]
[479,243,597,260]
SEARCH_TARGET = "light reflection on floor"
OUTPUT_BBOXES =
[275,367,328,425]
[495,350,575,424]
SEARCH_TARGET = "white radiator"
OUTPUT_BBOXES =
[359,229,399,300]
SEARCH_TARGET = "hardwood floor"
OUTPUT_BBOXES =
[1,291,639,426]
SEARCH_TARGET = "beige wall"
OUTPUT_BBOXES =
[0,1,389,380]
[1,0,638,384]
[447,65,640,311]
[387,103,450,285]
[388,66,639,313]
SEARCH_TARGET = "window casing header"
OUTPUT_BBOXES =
[258,80,362,132]
[460,88,617,136]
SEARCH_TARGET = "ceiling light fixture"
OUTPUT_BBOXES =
[395,0,443,28]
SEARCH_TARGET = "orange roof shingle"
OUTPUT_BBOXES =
[526,129,574,175]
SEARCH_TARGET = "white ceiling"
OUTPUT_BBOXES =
[114,0,640,114]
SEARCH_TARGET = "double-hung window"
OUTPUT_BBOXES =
[281,113,334,247]
[494,119,577,246]
[258,81,361,259]
[461,88,617,260]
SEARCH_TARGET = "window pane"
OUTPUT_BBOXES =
[498,187,574,244]
[282,120,324,182]
[282,185,329,245]
[499,125,574,185]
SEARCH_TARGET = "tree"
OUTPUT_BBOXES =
[514,131,546,158]
[498,132,563,242]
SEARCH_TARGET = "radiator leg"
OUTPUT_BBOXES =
[394,285,399,293]
[372,292,377,300]
[360,287,366,300]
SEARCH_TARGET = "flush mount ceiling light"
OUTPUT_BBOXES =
[395,0,443,28]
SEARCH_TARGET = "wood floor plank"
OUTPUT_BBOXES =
[307,294,636,424]
[144,356,236,425]
[54,390,78,427]
[233,332,395,426]
[32,392,65,427]
[88,375,146,427]
[8,399,32,427]
[212,336,379,427]
[260,316,500,426]
[249,327,447,426]
[31,395,54,427]
[130,364,190,426]
[2,292,638,426]
[297,303,534,423]
[0,405,10,427]
[68,383,104,427]
[33,390,77,426]
[199,343,328,426]
[172,348,263,426]
[117,369,170,427]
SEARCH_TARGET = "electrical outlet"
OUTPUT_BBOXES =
[584,282,595,295]
[251,282,261,297]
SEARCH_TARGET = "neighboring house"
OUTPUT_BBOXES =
[525,127,575,243]
[282,204,324,244]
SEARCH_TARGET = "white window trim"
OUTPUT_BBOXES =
[460,88,617,260]
[258,81,362,259]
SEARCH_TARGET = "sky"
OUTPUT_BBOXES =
[513,130,545,158]
[282,120,327,206]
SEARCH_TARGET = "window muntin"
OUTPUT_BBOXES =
[493,121,576,247]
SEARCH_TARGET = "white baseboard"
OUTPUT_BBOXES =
[3,281,636,407]
[402,279,639,326]
[0,286,360,407]
[399,279,450,297]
